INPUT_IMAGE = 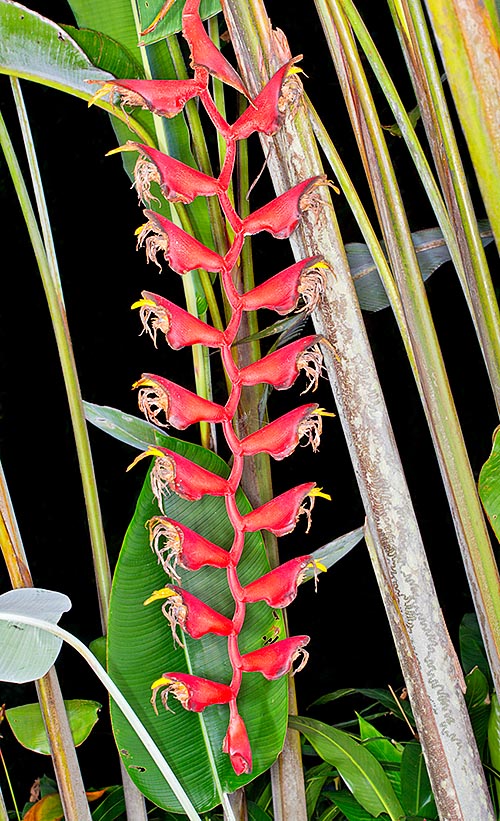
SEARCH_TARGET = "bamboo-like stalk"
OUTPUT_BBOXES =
[386,0,500,414]
[318,0,500,695]
[222,0,495,816]
[0,464,92,821]
[423,0,500,253]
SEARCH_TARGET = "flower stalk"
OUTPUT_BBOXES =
[94,0,333,776]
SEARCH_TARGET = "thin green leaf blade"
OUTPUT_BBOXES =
[0,588,71,683]
[400,741,437,819]
[479,426,500,542]
[289,715,404,820]
[108,438,288,812]
[357,715,402,764]
[330,790,376,821]
[91,785,125,821]
[5,699,101,754]
[138,0,221,43]
[459,612,491,683]
[488,693,500,809]
[84,402,178,451]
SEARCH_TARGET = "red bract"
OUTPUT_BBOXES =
[231,57,302,140]
[240,257,328,315]
[88,76,206,118]
[239,335,324,392]
[223,713,252,776]
[116,143,219,205]
[138,211,225,274]
[148,517,231,575]
[241,636,310,679]
[182,0,250,99]
[134,373,227,429]
[238,403,322,460]
[127,446,230,507]
[241,482,317,537]
[144,585,233,643]
[242,556,321,607]
[133,291,225,350]
[242,176,328,239]
[151,672,233,714]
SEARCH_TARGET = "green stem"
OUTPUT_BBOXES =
[0,612,203,821]
[1,88,111,626]
[0,751,19,821]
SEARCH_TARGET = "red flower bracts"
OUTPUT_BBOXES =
[112,0,333,777]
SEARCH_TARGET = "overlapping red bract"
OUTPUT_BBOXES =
[113,0,331,776]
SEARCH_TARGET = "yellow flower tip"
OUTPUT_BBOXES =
[317,408,336,418]
[126,447,163,473]
[87,82,113,109]
[132,377,156,390]
[105,142,137,157]
[131,297,156,311]
[151,676,172,690]
[144,587,175,606]
[313,560,327,573]
[135,222,149,237]
[309,487,332,502]
[288,66,304,77]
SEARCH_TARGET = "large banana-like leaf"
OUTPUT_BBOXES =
[138,0,221,44]
[108,434,289,812]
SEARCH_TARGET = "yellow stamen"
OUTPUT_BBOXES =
[126,447,164,472]
[316,408,336,418]
[135,222,149,236]
[144,587,176,606]
[131,298,156,310]
[106,142,137,157]
[87,83,114,108]
[309,487,332,501]
[151,676,172,690]
[132,377,156,390]
[308,560,327,573]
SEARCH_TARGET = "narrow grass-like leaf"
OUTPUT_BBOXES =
[304,761,334,819]
[400,741,437,819]
[108,438,288,812]
[302,526,364,582]
[311,688,415,726]
[289,716,404,820]
[488,693,500,809]
[479,426,500,542]
[5,700,100,754]
[0,589,70,683]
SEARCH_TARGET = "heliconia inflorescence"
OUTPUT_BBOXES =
[91,0,333,776]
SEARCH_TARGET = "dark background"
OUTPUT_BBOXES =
[0,0,498,808]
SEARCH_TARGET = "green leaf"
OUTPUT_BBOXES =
[357,715,402,764]
[311,688,415,727]
[400,741,437,819]
[479,426,500,543]
[464,668,491,753]
[348,220,494,312]
[84,402,180,451]
[0,588,71,683]
[91,785,125,821]
[305,761,335,819]
[0,1,113,95]
[108,438,288,812]
[290,715,404,820]
[61,24,144,78]
[329,789,377,820]
[488,692,500,809]
[89,636,107,669]
[459,612,491,684]
[5,699,101,755]
[302,527,364,583]
[138,0,221,44]
[247,801,272,821]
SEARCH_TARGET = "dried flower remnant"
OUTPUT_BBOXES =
[113,0,335,777]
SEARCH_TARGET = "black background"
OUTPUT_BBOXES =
[0,0,498,807]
